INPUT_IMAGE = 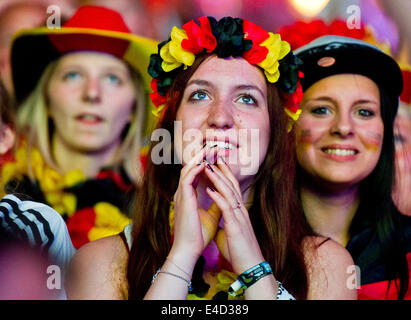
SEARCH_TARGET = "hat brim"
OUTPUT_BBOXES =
[295,36,403,107]
[11,27,159,131]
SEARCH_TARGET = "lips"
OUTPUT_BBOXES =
[75,113,104,124]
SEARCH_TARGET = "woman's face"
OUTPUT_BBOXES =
[47,51,136,153]
[175,55,270,183]
[295,74,383,187]
[393,102,411,215]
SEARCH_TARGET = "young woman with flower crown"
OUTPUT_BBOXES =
[66,16,357,300]
[0,6,158,249]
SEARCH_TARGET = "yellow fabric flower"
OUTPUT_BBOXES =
[215,269,243,300]
[88,202,131,242]
[258,33,291,83]
[151,103,166,117]
[0,142,85,216]
[285,107,302,122]
[160,26,195,72]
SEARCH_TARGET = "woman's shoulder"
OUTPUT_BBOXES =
[302,236,357,299]
[65,234,129,299]
[303,235,351,257]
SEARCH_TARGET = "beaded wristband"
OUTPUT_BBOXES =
[228,262,273,297]
[152,268,193,292]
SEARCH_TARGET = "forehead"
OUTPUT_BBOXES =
[304,73,380,101]
[55,51,127,70]
[190,55,266,88]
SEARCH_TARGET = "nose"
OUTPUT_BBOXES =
[330,112,354,137]
[82,77,101,104]
[206,99,234,130]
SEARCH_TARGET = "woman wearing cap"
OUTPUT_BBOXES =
[393,66,411,217]
[0,6,158,249]
[66,17,356,300]
[294,36,411,299]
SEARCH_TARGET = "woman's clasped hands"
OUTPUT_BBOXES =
[170,144,265,276]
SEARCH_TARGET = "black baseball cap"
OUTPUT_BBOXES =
[294,35,403,109]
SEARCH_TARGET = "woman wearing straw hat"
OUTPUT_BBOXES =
[66,16,356,300]
[0,5,158,249]
[294,36,411,299]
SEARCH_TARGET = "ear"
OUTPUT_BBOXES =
[0,124,15,155]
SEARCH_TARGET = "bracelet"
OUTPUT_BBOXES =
[152,269,193,292]
[228,262,273,297]
[166,257,191,278]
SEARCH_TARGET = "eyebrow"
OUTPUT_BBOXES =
[186,79,266,98]
[306,96,379,106]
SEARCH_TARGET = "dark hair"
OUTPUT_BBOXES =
[127,54,313,299]
[348,85,409,299]
[0,80,13,128]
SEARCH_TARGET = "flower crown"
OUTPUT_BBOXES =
[148,16,303,128]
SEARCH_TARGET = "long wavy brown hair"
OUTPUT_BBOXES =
[127,54,313,299]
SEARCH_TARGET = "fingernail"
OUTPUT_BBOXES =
[207,163,214,172]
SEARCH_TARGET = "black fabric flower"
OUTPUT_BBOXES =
[277,52,303,94]
[210,17,252,58]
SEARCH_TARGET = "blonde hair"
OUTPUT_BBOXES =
[17,56,147,185]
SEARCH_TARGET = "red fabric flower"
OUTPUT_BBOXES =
[282,72,304,114]
[66,207,96,249]
[181,16,217,54]
[279,19,328,50]
[242,19,270,64]
[400,70,411,105]
[279,19,366,50]
[150,79,167,107]
[328,19,366,40]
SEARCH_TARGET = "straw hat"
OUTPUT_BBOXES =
[10,5,158,106]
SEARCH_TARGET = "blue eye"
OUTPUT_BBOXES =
[237,95,256,105]
[311,106,330,115]
[357,109,375,118]
[190,91,209,101]
[63,71,81,81]
[105,74,121,85]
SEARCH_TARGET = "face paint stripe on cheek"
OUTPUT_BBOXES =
[360,131,383,152]
[298,129,313,147]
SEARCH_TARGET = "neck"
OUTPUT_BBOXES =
[52,135,121,178]
[300,178,360,247]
